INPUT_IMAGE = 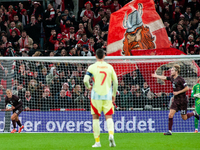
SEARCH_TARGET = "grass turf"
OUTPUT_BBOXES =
[0,133,200,150]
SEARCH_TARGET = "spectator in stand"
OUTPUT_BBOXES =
[130,84,136,95]
[0,17,8,33]
[81,44,92,56]
[46,67,59,85]
[29,1,42,20]
[153,92,169,109]
[57,89,72,108]
[9,21,21,36]
[24,16,41,44]
[118,80,125,92]
[141,82,150,97]
[131,90,147,109]
[72,84,85,109]
[2,35,9,48]
[55,12,66,29]
[186,35,196,55]
[80,1,94,20]
[135,84,140,91]
[183,18,190,35]
[22,90,37,110]
[61,82,72,98]
[125,69,144,87]
[18,30,33,53]
[74,28,84,41]
[17,2,24,18]
[19,9,29,26]
[79,15,89,26]
[87,19,101,39]
[188,0,200,17]
[79,22,86,32]
[58,70,66,85]
[47,28,57,51]
[32,71,40,83]
[7,5,17,22]
[184,7,192,21]
[176,24,186,40]
[44,3,56,38]
[191,17,199,30]
[60,49,67,56]
[68,47,78,56]
[32,51,42,57]
[28,79,38,97]
[66,27,76,47]
[49,51,55,57]
[172,6,181,23]
[8,30,19,51]
[54,33,66,51]
[101,0,122,13]
[171,19,184,32]
[70,78,76,90]
[40,88,53,110]
[0,42,5,56]
[119,86,132,110]
[13,15,23,32]
[195,35,200,46]
[76,33,89,48]
[98,16,109,32]
[3,41,16,57]
[39,68,47,85]
[60,18,71,34]
[63,9,71,20]
[29,43,40,56]
[105,8,112,21]
[195,11,200,21]
[55,42,66,56]
[0,8,8,22]
[93,8,104,27]
[50,70,67,95]
[88,37,97,55]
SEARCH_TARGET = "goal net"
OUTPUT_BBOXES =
[0,56,199,133]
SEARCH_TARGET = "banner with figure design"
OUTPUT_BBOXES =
[107,0,171,56]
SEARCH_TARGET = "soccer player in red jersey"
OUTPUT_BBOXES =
[152,64,199,135]
[5,89,24,133]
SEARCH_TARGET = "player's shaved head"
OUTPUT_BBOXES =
[96,49,105,59]
[6,89,12,98]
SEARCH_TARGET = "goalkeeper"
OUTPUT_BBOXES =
[191,77,200,133]
[84,49,118,148]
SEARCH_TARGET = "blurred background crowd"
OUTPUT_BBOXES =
[0,0,199,111]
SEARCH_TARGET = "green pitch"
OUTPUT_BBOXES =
[0,133,200,150]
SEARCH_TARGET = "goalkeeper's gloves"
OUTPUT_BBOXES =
[194,93,200,98]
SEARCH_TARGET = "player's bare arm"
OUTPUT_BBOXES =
[112,96,115,103]
[173,86,189,96]
[151,73,167,80]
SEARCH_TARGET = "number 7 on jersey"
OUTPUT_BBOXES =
[100,71,107,85]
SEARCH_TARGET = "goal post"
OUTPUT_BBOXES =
[0,55,199,133]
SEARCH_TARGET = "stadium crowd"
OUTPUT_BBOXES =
[0,0,200,111]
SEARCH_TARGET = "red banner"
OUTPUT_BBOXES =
[107,0,171,56]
